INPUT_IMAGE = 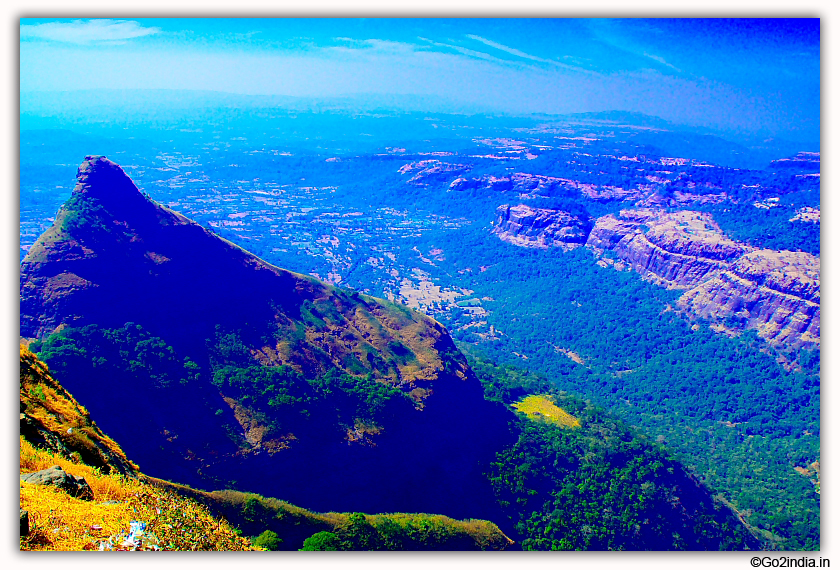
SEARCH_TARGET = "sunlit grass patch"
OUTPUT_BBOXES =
[512,395,581,428]
[19,438,255,551]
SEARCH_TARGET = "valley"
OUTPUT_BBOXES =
[20,109,820,550]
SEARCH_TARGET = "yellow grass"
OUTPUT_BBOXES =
[19,438,255,551]
[512,395,581,429]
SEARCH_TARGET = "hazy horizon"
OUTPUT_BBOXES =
[20,18,820,145]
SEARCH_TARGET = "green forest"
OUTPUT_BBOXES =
[469,353,760,550]
[31,322,768,550]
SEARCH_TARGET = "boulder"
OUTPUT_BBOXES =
[20,465,94,501]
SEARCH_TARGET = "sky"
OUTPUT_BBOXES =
[19,17,821,144]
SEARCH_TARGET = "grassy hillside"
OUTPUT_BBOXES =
[19,345,255,551]
[19,437,255,551]
[156,482,514,551]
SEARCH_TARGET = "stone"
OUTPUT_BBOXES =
[20,465,94,501]
[585,209,820,349]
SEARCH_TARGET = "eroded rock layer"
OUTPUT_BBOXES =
[584,209,820,349]
[493,204,593,250]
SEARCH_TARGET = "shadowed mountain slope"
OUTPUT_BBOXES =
[20,156,513,522]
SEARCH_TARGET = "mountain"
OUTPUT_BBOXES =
[553,111,819,169]
[19,346,513,551]
[20,155,514,522]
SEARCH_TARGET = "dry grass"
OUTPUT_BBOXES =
[19,438,256,551]
[512,395,581,429]
[367,513,514,550]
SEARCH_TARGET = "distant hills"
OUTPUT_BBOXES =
[21,89,817,169]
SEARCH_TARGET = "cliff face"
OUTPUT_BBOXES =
[399,160,471,187]
[449,172,644,202]
[490,201,819,350]
[678,250,820,348]
[492,204,593,250]
[584,210,820,350]
[586,210,749,288]
[770,151,820,172]
[20,156,513,521]
[448,171,731,206]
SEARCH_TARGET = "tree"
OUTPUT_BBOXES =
[300,531,340,551]
[253,530,282,551]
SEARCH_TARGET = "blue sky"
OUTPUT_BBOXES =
[19,18,820,142]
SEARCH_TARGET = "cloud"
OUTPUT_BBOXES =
[416,36,511,65]
[586,20,683,76]
[643,52,681,73]
[466,34,548,62]
[466,34,599,75]
[20,19,160,44]
[326,37,418,56]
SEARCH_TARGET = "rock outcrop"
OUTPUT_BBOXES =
[493,204,593,250]
[492,204,820,349]
[585,209,820,349]
[20,465,94,500]
[586,210,749,288]
[679,249,820,348]
[399,160,471,186]
[770,151,820,172]
[449,172,643,202]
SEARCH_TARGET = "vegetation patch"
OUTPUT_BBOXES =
[512,394,580,429]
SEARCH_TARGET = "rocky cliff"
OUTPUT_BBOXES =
[448,171,729,206]
[770,151,820,173]
[490,202,820,350]
[492,204,593,250]
[679,249,820,348]
[399,160,472,186]
[449,171,644,202]
[585,209,820,350]
[586,210,749,288]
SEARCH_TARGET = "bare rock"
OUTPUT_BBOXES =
[493,204,593,250]
[586,209,820,349]
[20,465,94,501]
[20,509,30,536]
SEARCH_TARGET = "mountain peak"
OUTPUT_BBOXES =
[72,155,145,211]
